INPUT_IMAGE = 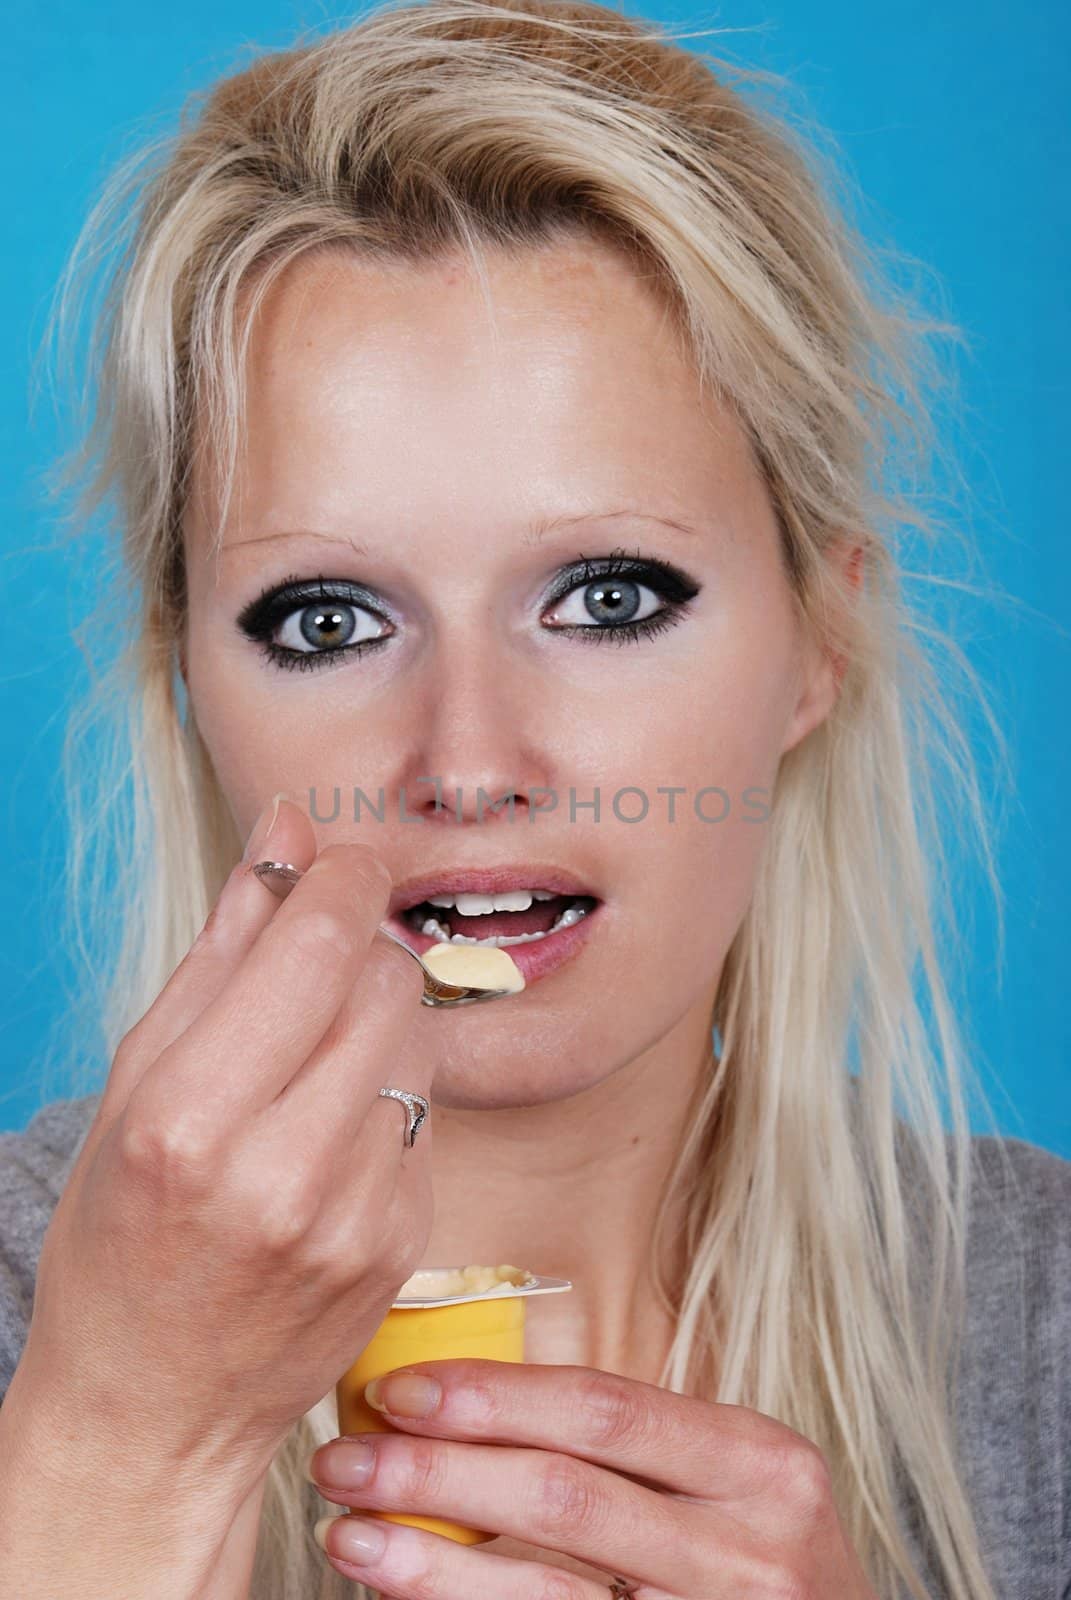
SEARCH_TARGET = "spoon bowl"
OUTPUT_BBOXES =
[250,860,521,1007]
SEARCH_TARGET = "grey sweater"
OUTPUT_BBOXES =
[0,1090,1068,1599]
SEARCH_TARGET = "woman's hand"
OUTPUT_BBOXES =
[308,1358,879,1598]
[14,796,432,1501]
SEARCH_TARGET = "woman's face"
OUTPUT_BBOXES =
[182,236,840,1109]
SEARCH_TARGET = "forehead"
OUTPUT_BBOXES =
[242,232,678,359]
[187,236,764,556]
[236,235,699,418]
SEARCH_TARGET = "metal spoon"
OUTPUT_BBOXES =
[250,860,520,1007]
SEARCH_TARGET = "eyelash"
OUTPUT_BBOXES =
[235,547,701,673]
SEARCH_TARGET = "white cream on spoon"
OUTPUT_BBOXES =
[419,940,526,994]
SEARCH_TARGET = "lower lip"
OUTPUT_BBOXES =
[386,901,602,988]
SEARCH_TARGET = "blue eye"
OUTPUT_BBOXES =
[274,600,385,654]
[236,549,701,672]
[541,551,700,645]
[545,574,664,631]
[236,575,394,673]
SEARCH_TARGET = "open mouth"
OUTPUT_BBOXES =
[401,891,600,948]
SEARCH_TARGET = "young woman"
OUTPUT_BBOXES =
[0,2,1066,1597]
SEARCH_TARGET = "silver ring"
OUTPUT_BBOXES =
[378,1087,430,1148]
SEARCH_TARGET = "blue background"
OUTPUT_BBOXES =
[2,2,1068,1151]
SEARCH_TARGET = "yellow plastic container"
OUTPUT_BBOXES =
[335,1292,527,1545]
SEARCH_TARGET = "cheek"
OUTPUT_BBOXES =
[587,577,799,791]
[183,627,304,832]
[591,641,792,994]
[590,622,792,832]
[601,785,771,1021]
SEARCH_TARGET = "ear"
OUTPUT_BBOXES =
[781,537,864,755]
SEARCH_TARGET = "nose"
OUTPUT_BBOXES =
[397,647,554,826]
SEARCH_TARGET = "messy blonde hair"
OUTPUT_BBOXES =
[37,2,1021,1595]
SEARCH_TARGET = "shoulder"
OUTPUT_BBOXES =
[964,1125,1071,1220]
[953,1131,1070,1594]
[885,1115,1070,1378]
[0,1092,102,1397]
[0,1092,103,1213]
[959,1130,1070,1328]
[868,1087,1071,1594]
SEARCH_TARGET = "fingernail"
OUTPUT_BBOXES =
[307,1438,375,1488]
[242,791,289,863]
[365,1371,442,1418]
[314,1514,386,1563]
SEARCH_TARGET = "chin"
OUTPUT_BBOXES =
[425,1041,616,1112]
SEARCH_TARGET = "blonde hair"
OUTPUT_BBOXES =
[35,2,1026,1595]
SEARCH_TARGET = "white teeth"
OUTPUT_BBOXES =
[492,890,534,912]
[421,888,565,911]
[416,903,589,947]
[453,893,496,915]
[449,890,536,914]
[556,906,586,928]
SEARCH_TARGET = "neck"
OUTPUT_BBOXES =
[418,1009,715,1382]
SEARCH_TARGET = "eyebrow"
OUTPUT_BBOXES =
[521,509,704,545]
[223,508,704,556]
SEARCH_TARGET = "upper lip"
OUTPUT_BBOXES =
[388,865,600,917]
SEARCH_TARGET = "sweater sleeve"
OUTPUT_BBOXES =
[0,1093,101,1402]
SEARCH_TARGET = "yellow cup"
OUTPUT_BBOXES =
[335,1291,526,1545]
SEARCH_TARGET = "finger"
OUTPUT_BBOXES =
[268,928,426,1136]
[126,839,396,1131]
[310,1430,699,1594]
[345,1358,799,1505]
[314,1511,629,1599]
[89,794,316,1146]
[249,932,431,1209]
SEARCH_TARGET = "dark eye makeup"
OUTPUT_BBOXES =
[236,575,393,674]
[234,546,702,673]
